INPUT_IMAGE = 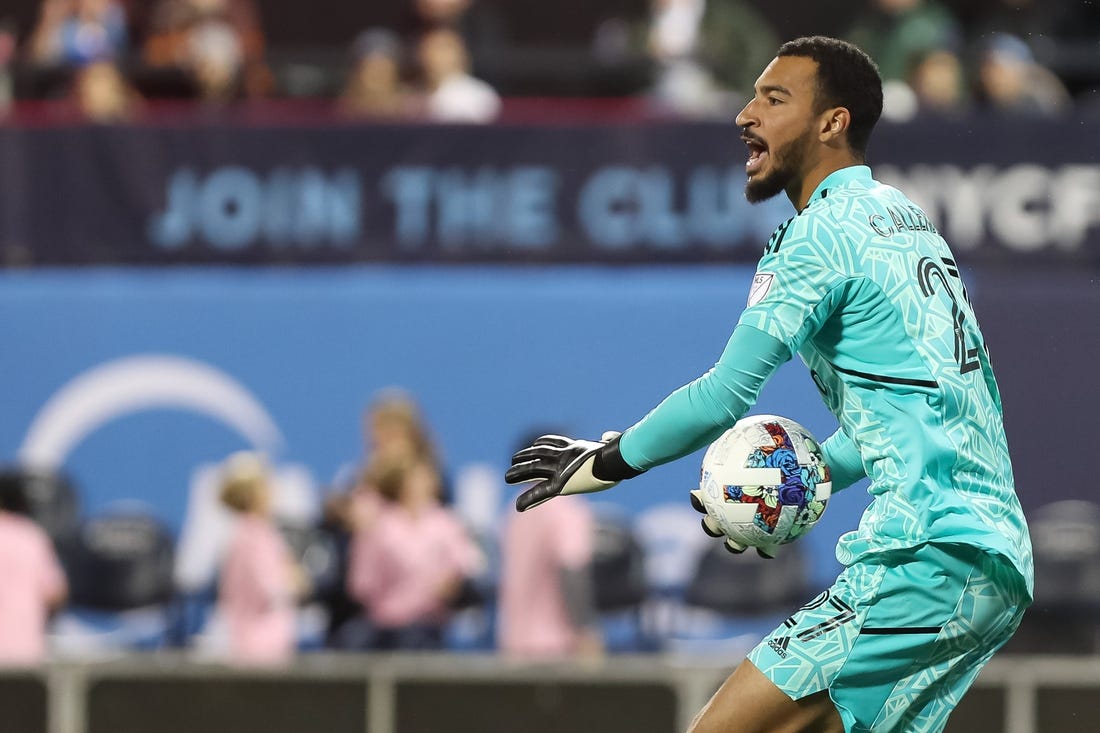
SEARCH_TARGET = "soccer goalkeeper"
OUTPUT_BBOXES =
[506,36,1032,733]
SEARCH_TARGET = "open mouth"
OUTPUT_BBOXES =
[742,136,769,176]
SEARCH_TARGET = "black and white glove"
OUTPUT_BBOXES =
[506,432,643,512]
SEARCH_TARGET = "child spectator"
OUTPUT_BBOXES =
[497,492,602,660]
[217,452,307,666]
[497,429,602,661]
[347,456,482,650]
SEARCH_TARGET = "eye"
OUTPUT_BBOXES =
[768,97,782,106]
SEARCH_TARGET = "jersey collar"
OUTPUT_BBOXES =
[804,165,872,209]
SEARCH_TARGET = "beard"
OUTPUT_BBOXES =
[745,127,815,204]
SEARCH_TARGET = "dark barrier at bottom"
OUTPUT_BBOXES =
[945,687,1006,733]
[3,654,1098,733]
[87,677,368,733]
[1037,688,1100,733]
[395,680,678,733]
[0,673,48,733]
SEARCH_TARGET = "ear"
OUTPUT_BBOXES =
[819,107,851,145]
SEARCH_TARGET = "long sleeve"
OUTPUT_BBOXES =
[821,427,867,493]
[618,324,791,471]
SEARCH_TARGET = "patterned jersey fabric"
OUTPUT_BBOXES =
[738,165,1032,596]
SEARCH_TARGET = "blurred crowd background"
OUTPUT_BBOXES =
[0,0,1098,124]
[0,387,673,666]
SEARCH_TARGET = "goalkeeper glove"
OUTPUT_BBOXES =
[689,488,776,559]
[506,432,643,512]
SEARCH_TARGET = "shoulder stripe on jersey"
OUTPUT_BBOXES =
[770,219,794,253]
[830,363,940,389]
[860,626,943,635]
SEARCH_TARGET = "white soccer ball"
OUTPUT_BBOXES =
[691,414,831,558]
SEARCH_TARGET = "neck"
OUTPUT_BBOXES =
[788,153,863,211]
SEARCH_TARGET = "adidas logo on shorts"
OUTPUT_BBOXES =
[767,636,790,659]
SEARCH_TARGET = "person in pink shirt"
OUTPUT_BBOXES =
[497,491,603,660]
[321,389,449,647]
[217,452,307,666]
[347,456,482,650]
[0,484,67,665]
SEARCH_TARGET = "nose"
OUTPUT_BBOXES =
[735,98,756,129]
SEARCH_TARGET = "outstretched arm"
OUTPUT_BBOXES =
[617,324,791,472]
[507,324,791,511]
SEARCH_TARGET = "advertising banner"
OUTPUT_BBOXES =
[1,119,1098,265]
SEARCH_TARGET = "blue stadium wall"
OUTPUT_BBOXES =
[1,263,1094,591]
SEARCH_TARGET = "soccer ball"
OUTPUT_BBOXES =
[690,414,831,558]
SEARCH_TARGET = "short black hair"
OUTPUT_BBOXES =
[777,36,883,156]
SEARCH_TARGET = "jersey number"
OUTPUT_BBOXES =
[916,257,980,374]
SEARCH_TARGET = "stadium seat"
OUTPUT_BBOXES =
[51,506,178,655]
[590,507,655,651]
[592,517,649,613]
[684,539,811,617]
[1005,500,1100,654]
[670,538,812,653]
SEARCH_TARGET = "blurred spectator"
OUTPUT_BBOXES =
[217,452,307,666]
[497,431,601,661]
[845,0,961,82]
[399,0,509,90]
[71,59,141,121]
[645,0,779,116]
[322,388,449,645]
[0,470,68,665]
[416,27,499,123]
[367,388,437,463]
[143,0,272,101]
[0,20,15,118]
[186,11,243,102]
[327,388,445,524]
[339,28,413,119]
[409,0,471,29]
[975,33,1071,117]
[346,456,482,650]
[907,47,970,116]
[27,0,128,66]
[884,45,971,121]
[695,0,779,98]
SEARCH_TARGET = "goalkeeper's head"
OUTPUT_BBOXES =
[735,37,883,208]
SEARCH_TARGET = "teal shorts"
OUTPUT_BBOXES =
[747,542,1030,733]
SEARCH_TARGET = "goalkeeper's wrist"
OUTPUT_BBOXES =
[593,435,645,482]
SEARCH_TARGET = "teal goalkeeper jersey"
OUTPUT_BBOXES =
[621,165,1033,596]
